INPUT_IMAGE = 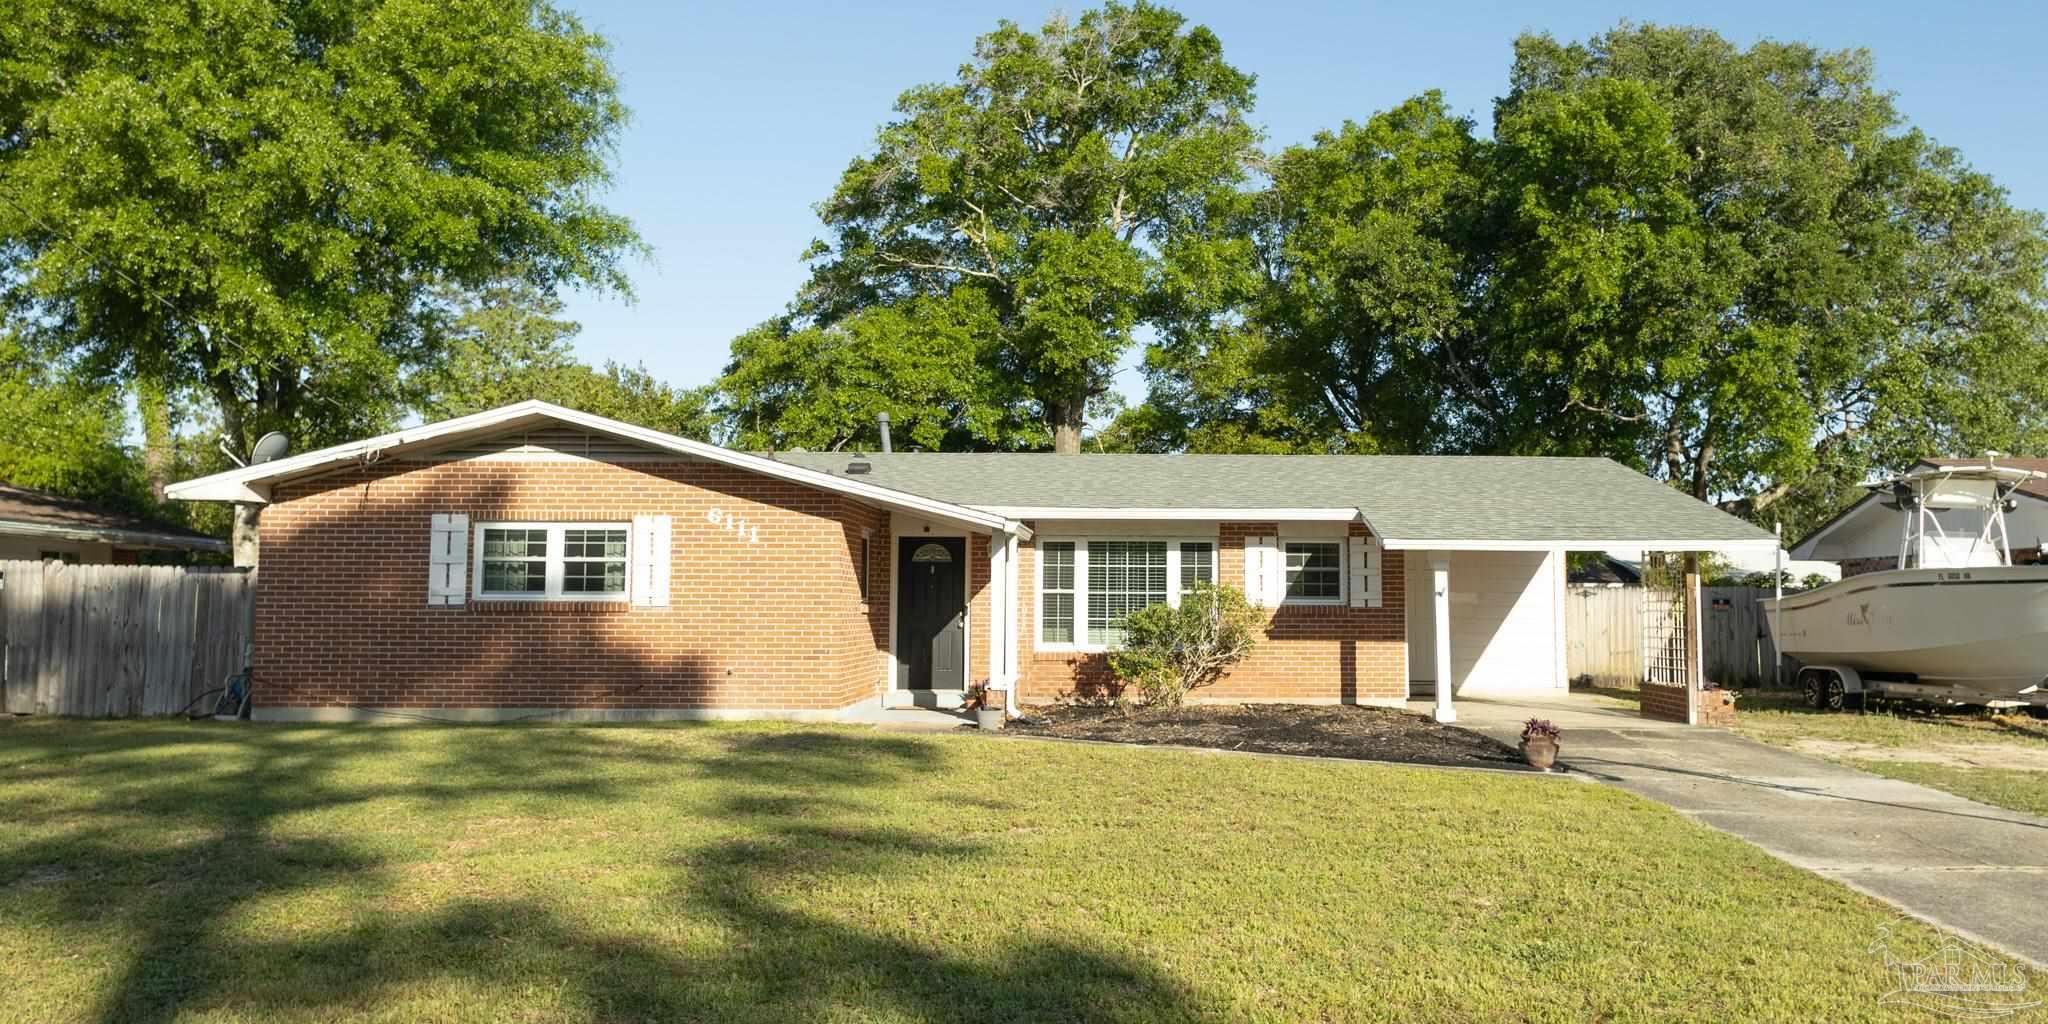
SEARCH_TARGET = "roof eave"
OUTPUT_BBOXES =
[974,506,1363,521]
[0,518,229,553]
[1381,536,1779,553]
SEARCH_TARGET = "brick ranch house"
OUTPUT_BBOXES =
[167,401,1774,723]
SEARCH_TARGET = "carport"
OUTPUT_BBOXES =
[1348,459,1779,724]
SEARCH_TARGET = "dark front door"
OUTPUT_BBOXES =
[897,537,967,690]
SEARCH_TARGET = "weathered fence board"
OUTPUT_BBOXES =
[1701,585,1800,688]
[1565,585,1644,687]
[0,561,253,717]
[1568,583,1800,690]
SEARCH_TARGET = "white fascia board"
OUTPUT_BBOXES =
[976,506,1362,522]
[1383,537,1780,553]
[167,400,1013,533]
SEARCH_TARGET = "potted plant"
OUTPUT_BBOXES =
[963,680,1006,731]
[1520,718,1562,770]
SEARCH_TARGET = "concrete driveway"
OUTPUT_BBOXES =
[1448,695,2048,969]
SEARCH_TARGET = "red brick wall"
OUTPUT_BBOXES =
[1013,521,1408,704]
[256,458,886,713]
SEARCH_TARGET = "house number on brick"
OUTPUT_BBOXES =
[706,507,761,544]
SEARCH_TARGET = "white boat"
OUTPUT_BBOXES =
[1761,460,2048,710]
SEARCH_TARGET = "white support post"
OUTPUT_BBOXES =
[1773,523,1784,691]
[1004,530,1021,715]
[1432,557,1455,724]
[1683,552,1702,727]
[988,528,1021,718]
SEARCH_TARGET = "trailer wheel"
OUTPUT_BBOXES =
[1822,675,1852,711]
[1799,669,1827,710]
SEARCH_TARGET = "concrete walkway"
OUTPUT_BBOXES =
[1451,696,2048,968]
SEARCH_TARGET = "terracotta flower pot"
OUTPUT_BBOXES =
[1520,736,1558,770]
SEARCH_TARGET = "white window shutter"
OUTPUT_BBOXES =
[632,514,672,607]
[1244,535,1280,607]
[1365,536,1384,608]
[1242,535,1263,605]
[1348,536,1369,608]
[429,513,468,606]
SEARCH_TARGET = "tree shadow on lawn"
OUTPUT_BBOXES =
[1,723,1210,1023]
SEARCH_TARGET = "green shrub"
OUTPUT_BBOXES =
[1106,583,1264,707]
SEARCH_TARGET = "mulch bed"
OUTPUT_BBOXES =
[1007,702,1535,771]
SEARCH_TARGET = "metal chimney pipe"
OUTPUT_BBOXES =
[877,412,893,454]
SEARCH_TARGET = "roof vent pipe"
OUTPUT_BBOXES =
[877,412,893,454]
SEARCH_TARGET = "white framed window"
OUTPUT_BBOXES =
[1179,542,1214,597]
[1040,541,1077,645]
[1284,540,1344,603]
[1086,540,1168,646]
[474,522,630,602]
[1037,537,1216,651]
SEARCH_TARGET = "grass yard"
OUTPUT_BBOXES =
[3,719,2041,1023]
[1731,694,2048,818]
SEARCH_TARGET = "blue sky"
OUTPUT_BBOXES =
[553,0,2048,400]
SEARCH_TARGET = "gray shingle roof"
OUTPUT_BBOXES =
[769,452,1773,547]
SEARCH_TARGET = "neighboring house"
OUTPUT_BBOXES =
[166,401,1774,723]
[1567,555,1642,587]
[0,482,227,564]
[1790,457,2048,576]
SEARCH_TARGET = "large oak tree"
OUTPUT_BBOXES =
[724,1,1259,453]
[0,0,641,560]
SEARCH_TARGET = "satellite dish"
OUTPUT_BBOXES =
[249,432,291,465]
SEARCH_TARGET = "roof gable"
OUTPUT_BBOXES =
[165,401,1016,535]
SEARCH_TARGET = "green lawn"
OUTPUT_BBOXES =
[1731,693,2048,818]
[2,719,2040,1023]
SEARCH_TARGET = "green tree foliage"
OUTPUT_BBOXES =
[0,334,152,514]
[1134,92,1483,453]
[725,2,1259,453]
[1480,26,2048,522]
[723,299,1036,452]
[0,0,641,553]
[1125,23,2046,537]
[413,284,717,439]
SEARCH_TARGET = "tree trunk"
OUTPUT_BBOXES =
[232,503,261,568]
[210,374,261,567]
[137,378,174,503]
[1048,392,1085,455]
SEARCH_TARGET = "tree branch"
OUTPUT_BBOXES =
[1565,396,1650,423]
[875,251,1005,283]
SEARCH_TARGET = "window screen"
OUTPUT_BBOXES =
[481,528,548,594]
[1087,540,1168,646]
[1285,541,1342,600]
[1040,542,1076,645]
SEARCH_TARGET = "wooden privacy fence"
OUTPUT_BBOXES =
[1700,585,1798,689]
[1565,585,1644,686]
[1566,583,1798,690]
[0,561,254,717]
